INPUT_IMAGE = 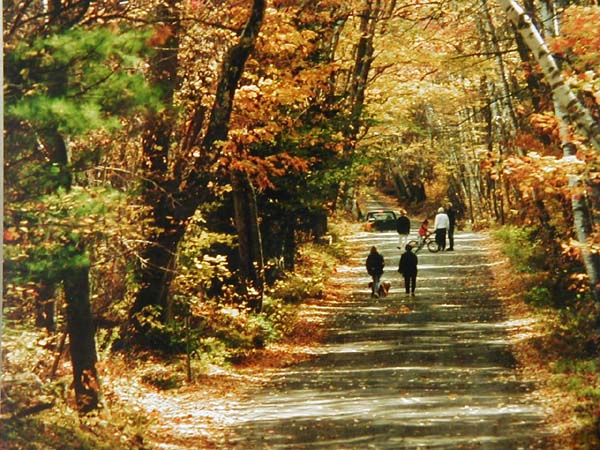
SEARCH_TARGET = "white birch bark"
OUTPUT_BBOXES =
[552,95,600,299]
[542,0,600,299]
[497,0,600,150]
[538,0,559,37]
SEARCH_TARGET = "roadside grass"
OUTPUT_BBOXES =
[493,225,600,449]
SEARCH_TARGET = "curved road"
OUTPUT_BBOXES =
[217,198,551,449]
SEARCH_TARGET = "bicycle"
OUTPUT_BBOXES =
[407,232,440,254]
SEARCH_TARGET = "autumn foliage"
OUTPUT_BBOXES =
[4,0,600,447]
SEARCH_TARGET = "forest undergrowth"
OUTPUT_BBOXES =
[0,215,355,449]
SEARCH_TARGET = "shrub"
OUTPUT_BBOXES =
[141,369,184,390]
[495,224,580,308]
[269,274,324,304]
[493,225,547,272]
[524,285,553,308]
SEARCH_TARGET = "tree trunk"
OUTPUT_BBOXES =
[131,0,181,323]
[39,126,101,414]
[349,1,375,129]
[231,171,264,312]
[568,173,600,300]
[505,0,600,298]
[64,251,101,413]
[131,0,265,327]
[198,0,265,153]
[283,223,296,271]
[348,0,384,135]
[555,99,600,300]
[480,0,519,140]
[131,219,187,321]
[35,282,56,332]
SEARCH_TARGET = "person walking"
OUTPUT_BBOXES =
[446,202,457,251]
[398,244,418,295]
[366,246,385,297]
[434,207,450,251]
[396,210,411,249]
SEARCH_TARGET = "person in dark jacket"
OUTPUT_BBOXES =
[398,244,418,295]
[446,202,457,251]
[366,246,385,297]
[396,210,411,249]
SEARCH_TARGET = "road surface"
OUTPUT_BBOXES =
[217,199,551,449]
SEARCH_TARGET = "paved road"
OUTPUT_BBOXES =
[218,201,551,449]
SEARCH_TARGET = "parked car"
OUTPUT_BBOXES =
[364,209,398,231]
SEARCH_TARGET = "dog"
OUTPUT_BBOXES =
[379,281,391,297]
[368,281,391,297]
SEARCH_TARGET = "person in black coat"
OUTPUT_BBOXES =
[446,202,457,251]
[398,244,418,295]
[396,210,411,249]
[366,246,385,297]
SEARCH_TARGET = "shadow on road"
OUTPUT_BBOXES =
[218,210,551,449]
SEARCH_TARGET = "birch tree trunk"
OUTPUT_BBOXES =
[555,99,600,300]
[497,0,600,150]
[544,0,600,299]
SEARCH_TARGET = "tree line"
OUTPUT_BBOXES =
[365,0,599,299]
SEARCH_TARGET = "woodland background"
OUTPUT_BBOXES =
[3,0,600,448]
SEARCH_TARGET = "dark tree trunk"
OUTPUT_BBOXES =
[64,252,101,413]
[35,282,56,332]
[231,171,264,312]
[130,1,181,325]
[39,127,101,414]
[283,223,296,271]
[348,0,377,134]
[310,209,328,239]
[131,218,187,322]
[411,179,427,203]
[198,0,265,153]
[12,0,99,414]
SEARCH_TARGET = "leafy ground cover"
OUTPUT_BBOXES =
[0,217,351,449]
[488,234,600,449]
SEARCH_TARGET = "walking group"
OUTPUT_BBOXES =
[366,203,457,297]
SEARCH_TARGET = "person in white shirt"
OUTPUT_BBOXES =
[434,207,450,251]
